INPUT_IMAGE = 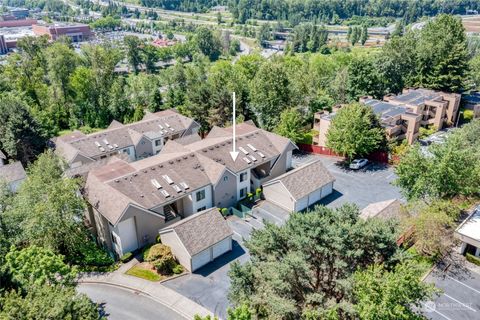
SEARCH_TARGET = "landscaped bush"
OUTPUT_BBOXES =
[120,252,133,263]
[153,255,177,274]
[173,264,184,274]
[145,244,172,262]
[466,253,480,266]
[220,208,229,216]
[72,239,114,267]
[463,109,474,122]
[155,234,162,243]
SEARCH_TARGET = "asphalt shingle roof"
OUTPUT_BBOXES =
[161,207,232,256]
[0,162,26,184]
[265,160,335,200]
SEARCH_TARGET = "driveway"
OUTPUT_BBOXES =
[78,283,186,320]
[422,262,480,320]
[162,239,249,320]
[292,152,403,209]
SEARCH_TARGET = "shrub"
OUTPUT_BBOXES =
[221,208,229,216]
[466,253,480,266]
[153,255,177,274]
[173,264,184,274]
[145,244,172,262]
[155,234,162,243]
[464,109,474,122]
[255,188,262,196]
[120,252,133,263]
[73,240,114,267]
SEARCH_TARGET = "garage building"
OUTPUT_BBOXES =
[159,207,233,272]
[456,205,480,257]
[262,160,335,212]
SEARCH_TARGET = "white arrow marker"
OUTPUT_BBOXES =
[230,92,239,162]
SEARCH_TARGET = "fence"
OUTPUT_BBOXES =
[297,143,389,164]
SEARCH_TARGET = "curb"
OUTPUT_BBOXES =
[420,264,436,282]
[160,271,189,283]
[79,280,192,320]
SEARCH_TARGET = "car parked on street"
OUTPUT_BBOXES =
[349,159,368,170]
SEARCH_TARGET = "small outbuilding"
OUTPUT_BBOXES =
[360,199,404,220]
[262,160,335,212]
[159,207,233,272]
[456,205,480,257]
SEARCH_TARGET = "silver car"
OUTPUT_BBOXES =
[349,158,368,170]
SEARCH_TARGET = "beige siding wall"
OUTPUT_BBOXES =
[213,170,237,209]
[269,148,294,181]
[89,205,114,252]
[71,153,94,166]
[135,137,154,159]
[121,206,167,248]
[160,231,192,271]
[263,182,294,212]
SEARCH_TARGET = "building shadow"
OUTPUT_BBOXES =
[316,189,344,207]
[193,240,248,277]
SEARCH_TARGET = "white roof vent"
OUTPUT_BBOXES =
[158,124,164,129]
[258,152,266,158]
[165,122,170,128]
[247,143,257,151]
[161,190,170,198]
[243,157,251,164]
[99,147,105,152]
[173,185,182,193]
[180,182,189,189]
[108,145,114,150]
[113,143,119,148]
[103,139,109,145]
[95,141,101,147]
[239,147,249,155]
[170,127,175,132]
[151,179,162,189]
[162,175,174,184]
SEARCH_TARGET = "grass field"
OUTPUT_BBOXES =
[126,264,164,282]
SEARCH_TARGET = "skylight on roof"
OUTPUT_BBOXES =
[165,122,170,128]
[243,157,251,164]
[162,175,174,184]
[173,185,182,193]
[249,155,257,162]
[151,179,162,189]
[170,127,175,132]
[247,143,257,151]
[99,147,105,152]
[239,147,249,155]
[113,143,119,148]
[95,141,101,147]
[158,124,164,129]
[103,139,109,145]
[180,182,189,189]
[258,152,265,158]
[161,190,170,198]
[108,145,114,150]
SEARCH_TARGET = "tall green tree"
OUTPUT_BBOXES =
[414,14,469,92]
[274,108,305,143]
[193,27,222,61]
[0,94,46,164]
[3,151,87,259]
[229,204,398,319]
[326,103,386,160]
[353,260,435,319]
[124,35,144,74]
[250,59,290,130]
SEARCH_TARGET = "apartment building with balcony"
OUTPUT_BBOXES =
[84,121,297,257]
[53,109,200,177]
[313,88,459,147]
[384,88,460,130]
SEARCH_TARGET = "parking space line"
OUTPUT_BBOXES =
[423,303,454,320]
[446,275,480,295]
[443,294,477,312]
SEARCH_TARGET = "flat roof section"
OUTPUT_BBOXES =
[456,206,480,243]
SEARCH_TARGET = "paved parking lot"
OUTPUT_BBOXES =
[292,152,403,209]
[166,152,404,318]
[422,263,480,320]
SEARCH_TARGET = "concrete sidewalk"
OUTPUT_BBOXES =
[78,260,214,320]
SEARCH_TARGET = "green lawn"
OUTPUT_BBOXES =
[126,265,164,281]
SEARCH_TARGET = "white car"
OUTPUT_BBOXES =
[349,159,368,170]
